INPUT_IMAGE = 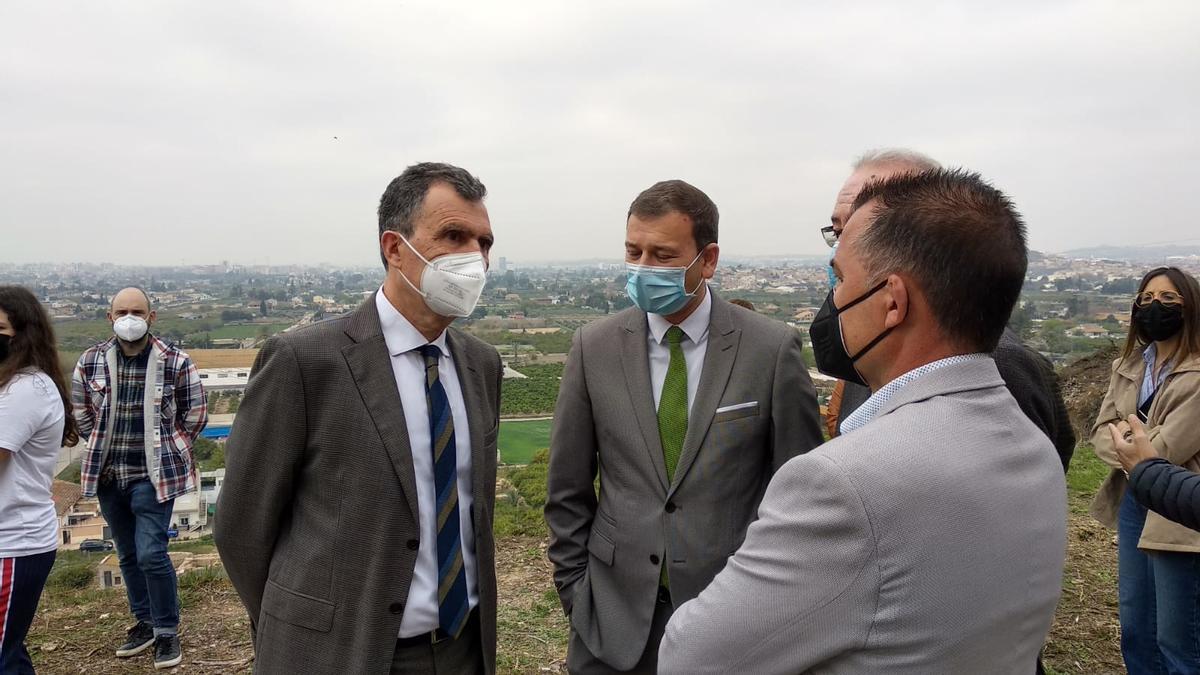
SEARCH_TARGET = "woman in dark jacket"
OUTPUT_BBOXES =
[1112,414,1200,532]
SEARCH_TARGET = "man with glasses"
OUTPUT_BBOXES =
[819,150,1074,473]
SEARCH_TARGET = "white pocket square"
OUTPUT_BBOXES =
[716,401,758,413]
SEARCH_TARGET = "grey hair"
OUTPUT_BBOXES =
[853,148,941,172]
[377,162,487,270]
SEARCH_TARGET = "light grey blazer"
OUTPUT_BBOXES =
[658,357,1068,675]
[544,294,824,671]
[214,295,502,674]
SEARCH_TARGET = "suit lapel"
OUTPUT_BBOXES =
[446,330,488,522]
[621,311,670,493]
[341,294,420,520]
[669,295,739,496]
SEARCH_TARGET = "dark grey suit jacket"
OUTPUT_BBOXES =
[545,294,824,671]
[214,295,502,674]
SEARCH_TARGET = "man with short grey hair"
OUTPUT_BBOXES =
[822,149,940,437]
[217,162,503,674]
[660,169,1067,673]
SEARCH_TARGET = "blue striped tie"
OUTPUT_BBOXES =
[418,344,470,638]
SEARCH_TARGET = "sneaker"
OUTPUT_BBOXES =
[153,634,182,669]
[115,621,155,657]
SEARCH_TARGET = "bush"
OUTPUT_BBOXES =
[493,450,550,538]
[47,564,94,591]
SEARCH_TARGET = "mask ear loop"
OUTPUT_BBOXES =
[392,231,431,300]
[683,247,709,297]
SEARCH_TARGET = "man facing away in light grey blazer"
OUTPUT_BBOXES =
[545,179,825,674]
[659,169,1067,674]
[215,163,502,674]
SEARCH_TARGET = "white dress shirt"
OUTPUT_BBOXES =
[647,287,712,413]
[375,289,479,637]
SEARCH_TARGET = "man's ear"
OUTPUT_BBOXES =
[381,231,405,272]
[701,243,720,279]
[147,310,157,325]
[883,274,908,329]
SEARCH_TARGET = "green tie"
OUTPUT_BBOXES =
[658,326,688,483]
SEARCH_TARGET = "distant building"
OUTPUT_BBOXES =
[197,368,251,392]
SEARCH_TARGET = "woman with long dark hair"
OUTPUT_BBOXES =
[0,285,79,674]
[1091,266,1200,673]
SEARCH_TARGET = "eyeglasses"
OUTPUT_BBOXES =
[820,226,838,248]
[1135,290,1184,307]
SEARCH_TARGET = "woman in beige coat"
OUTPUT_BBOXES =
[1091,266,1200,674]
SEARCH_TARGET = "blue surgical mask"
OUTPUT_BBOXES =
[625,250,706,315]
[826,241,839,289]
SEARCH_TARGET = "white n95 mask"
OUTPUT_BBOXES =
[113,315,149,342]
[397,234,488,318]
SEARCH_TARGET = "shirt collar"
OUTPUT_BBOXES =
[840,353,989,434]
[375,287,449,357]
[647,287,712,345]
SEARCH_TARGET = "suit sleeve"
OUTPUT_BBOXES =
[770,329,825,470]
[1048,372,1076,473]
[543,328,599,616]
[1090,360,1125,470]
[659,452,876,674]
[214,337,308,630]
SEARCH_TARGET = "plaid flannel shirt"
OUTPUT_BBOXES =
[105,345,152,488]
[72,335,208,502]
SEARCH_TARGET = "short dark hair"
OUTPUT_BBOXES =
[850,168,1028,353]
[1122,267,1200,363]
[377,162,487,270]
[627,180,719,252]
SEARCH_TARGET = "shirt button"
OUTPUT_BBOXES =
[650,554,660,565]
[406,539,419,551]
[389,602,404,614]
[665,502,677,513]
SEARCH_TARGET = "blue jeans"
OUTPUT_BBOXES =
[1119,490,1200,675]
[97,479,179,636]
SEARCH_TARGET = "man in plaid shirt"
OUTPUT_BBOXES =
[72,287,207,670]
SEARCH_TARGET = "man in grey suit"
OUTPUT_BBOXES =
[545,179,824,674]
[215,163,502,674]
[659,169,1067,674]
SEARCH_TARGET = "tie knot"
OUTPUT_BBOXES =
[417,344,441,366]
[665,325,685,346]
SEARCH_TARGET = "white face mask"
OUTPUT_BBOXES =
[397,234,488,318]
[113,315,149,342]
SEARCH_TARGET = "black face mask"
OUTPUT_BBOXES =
[1133,300,1184,343]
[0,334,9,362]
[810,280,894,387]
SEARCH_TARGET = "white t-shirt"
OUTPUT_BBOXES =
[0,369,66,558]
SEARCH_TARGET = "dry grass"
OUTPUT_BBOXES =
[187,349,259,369]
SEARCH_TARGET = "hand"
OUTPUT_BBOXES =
[1114,419,1132,441]
[1108,414,1158,474]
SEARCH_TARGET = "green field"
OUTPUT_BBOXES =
[499,419,552,465]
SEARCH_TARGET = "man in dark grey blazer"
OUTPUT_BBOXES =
[660,169,1067,673]
[215,163,502,674]
[545,179,824,674]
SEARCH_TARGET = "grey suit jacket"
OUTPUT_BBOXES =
[659,357,1067,674]
[544,294,824,671]
[214,295,502,674]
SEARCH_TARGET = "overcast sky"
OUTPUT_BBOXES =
[2,1,1198,266]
